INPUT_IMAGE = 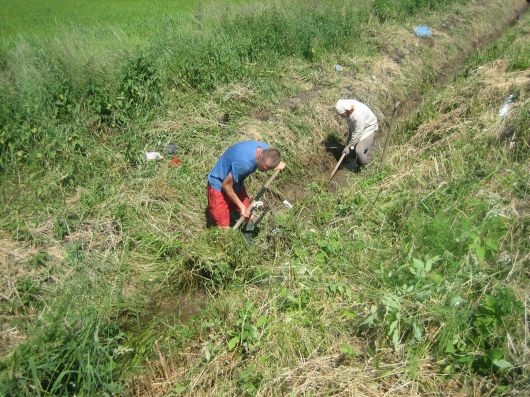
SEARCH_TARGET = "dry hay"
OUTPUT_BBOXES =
[125,345,460,397]
[256,352,445,397]
[474,61,530,146]
[126,346,241,397]
[64,217,122,253]
[146,177,177,202]
[476,60,530,94]
[0,234,65,301]
[186,352,241,396]
[234,124,269,142]
[217,83,255,103]
[0,236,39,269]
[382,57,529,191]
[0,234,65,356]
[365,57,405,110]
[411,106,469,146]
[0,236,39,319]
[125,342,188,397]
[118,177,207,239]
[0,324,25,358]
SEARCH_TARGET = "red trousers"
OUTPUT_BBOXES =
[207,185,249,228]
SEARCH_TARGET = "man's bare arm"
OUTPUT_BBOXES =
[221,172,250,218]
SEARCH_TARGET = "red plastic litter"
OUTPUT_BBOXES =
[168,156,182,167]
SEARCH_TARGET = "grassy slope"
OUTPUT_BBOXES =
[0,0,528,395]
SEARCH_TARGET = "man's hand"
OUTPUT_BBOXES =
[240,205,252,219]
[342,146,352,155]
[275,161,286,171]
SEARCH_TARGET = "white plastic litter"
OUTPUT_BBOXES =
[252,201,264,209]
[334,64,342,72]
[498,94,514,118]
[145,151,163,160]
[282,200,293,209]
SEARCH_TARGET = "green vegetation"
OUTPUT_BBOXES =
[0,0,197,41]
[1,0,528,395]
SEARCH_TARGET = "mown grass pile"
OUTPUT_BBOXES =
[0,0,528,395]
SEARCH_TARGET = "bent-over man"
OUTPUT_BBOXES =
[335,99,379,167]
[207,140,285,228]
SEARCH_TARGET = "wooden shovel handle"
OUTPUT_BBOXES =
[233,168,282,230]
[380,101,400,169]
[329,152,347,182]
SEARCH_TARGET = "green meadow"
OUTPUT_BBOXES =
[1,0,197,40]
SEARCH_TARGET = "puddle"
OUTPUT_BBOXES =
[154,290,206,325]
[124,289,207,332]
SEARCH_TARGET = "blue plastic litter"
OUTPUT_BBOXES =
[414,25,432,37]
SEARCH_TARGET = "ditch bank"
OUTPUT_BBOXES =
[262,0,529,200]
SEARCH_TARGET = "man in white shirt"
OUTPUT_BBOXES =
[335,99,379,167]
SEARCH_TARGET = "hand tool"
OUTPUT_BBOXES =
[328,152,347,182]
[233,168,282,230]
[380,101,400,169]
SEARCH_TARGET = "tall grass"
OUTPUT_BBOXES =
[1,274,127,396]
[372,0,459,22]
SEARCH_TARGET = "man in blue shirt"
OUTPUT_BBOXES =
[207,141,285,228]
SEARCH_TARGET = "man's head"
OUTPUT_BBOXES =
[335,99,354,118]
[257,148,281,171]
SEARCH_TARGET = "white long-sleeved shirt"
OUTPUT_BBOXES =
[345,100,379,146]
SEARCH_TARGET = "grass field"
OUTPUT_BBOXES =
[0,0,528,395]
[1,0,198,40]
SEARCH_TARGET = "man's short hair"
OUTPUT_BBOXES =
[262,148,281,168]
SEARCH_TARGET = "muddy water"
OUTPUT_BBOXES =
[126,290,207,333]
[154,290,206,325]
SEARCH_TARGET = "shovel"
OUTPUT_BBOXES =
[242,205,269,243]
[233,168,282,230]
[328,152,347,182]
[380,101,400,169]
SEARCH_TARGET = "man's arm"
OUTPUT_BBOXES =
[347,117,365,147]
[221,172,251,218]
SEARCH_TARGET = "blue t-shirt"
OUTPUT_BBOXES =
[208,141,269,192]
